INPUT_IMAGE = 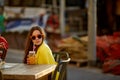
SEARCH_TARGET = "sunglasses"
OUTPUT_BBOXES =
[31,34,42,40]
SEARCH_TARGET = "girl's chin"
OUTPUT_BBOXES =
[34,42,41,45]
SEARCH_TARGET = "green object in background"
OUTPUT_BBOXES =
[0,15,5,33]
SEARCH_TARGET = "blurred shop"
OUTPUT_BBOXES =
[4,0,87,34]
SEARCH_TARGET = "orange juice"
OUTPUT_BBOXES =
[28,51,36,64]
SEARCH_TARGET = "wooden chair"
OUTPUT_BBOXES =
[52,52,70,80]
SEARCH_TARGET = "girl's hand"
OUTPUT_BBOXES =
[27,56,36,65]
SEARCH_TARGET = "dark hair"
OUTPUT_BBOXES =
[23,26,46,63]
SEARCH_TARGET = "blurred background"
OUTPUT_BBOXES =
[1,0,88,62]
[1,0,120,80]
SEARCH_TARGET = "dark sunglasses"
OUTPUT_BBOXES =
[31,35,42,40]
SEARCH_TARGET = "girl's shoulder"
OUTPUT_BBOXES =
[39,42,50,50]
[37,42,52,54]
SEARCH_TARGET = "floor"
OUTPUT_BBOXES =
[67,65,120,80]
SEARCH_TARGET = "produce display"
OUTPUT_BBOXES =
[56,36,88,60]
[97,32,120,75]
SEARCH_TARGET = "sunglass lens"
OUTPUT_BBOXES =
[32,36,36,40]
[38,35,42,39]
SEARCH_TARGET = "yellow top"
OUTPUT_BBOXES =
[35,42,56,64]
[35,42,58,80]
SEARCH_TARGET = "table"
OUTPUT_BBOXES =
[1,63,56,80]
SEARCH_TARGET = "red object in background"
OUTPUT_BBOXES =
[103,59,120,75]
[0,36,8,50]
[97,32,120,75]
[96,36,110,62]
[113,32,120,37]
[106,43,120,59]
[47,14,59,30]
[0,36,8,60]
[96,33,120,62]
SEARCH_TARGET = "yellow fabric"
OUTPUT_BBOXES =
[35,42,56,64]
[35,42,59,80]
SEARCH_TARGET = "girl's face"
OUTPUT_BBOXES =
[31,30,43,45]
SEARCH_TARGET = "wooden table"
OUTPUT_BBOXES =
[1,63,56,80]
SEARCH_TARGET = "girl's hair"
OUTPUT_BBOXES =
[23,26,46,63]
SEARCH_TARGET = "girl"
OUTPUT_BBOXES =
[23,26,56,65]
